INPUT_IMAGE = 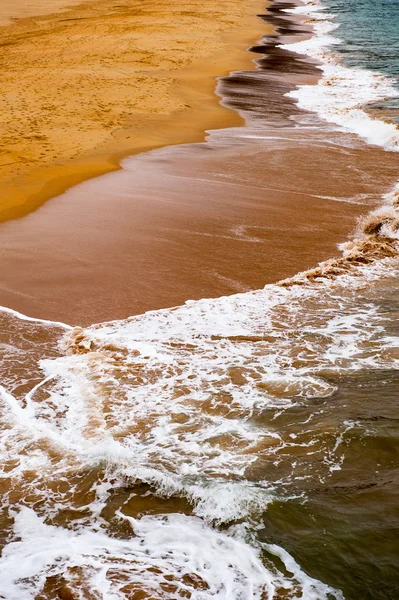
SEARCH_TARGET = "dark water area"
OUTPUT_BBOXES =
[263,368,399,600]
[219,0,321,126]
[256,273,399,600]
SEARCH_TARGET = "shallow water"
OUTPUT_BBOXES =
[1,253,399,598]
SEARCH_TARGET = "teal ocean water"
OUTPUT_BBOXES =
[327,0,399,79]
[328,0,399,119]
[283,0,399,147]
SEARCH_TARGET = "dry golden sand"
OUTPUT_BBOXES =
[0,0,99,25]
[0,0,267,221]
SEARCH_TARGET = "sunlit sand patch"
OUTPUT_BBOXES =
[0,0,268,221]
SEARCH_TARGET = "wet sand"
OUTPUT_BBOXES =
[1,0,398,325]
[0,0,397,329]
[1,124,398,325]
[0,0,267,221]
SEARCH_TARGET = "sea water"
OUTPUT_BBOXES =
[327,0,399,82]
[282,0,399,148]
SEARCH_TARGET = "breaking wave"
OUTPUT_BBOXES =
[0,506,343,600]
[1,181,399,597]
[280,0,399,151]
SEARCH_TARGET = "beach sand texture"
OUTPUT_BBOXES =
[0,0,266,221]
[0,0,99,25]
[2,0,398,326]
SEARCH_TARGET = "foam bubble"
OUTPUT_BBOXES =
[0,507,344,600]
[3,179,399,600]
[0,270,397,597]
[280,0,399,151]
[25,233,398,524]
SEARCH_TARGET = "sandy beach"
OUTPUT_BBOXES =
[1,0,398,325]
[0,0,267,221]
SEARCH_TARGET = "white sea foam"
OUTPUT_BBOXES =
[383,181,399,205]
[0,507,344,600]
[11,253,398,509]
[2,237,399,596]
[280,0,399,151]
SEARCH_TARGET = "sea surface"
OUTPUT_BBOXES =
[327,0,399,74]
[0,0,399,599]
[327,0,399,122]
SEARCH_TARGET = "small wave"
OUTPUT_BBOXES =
[3,185,399,596]
[280,181,399,288]
[280,0,399,151]
[0,304,71,330]
[1,202,399,598]
[41,187,399,514]
[0,507,343,600]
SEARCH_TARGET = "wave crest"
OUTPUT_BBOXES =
[280,0,399,151]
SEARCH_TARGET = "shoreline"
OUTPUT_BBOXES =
[1,0,398,325]
[0,0,268,222]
